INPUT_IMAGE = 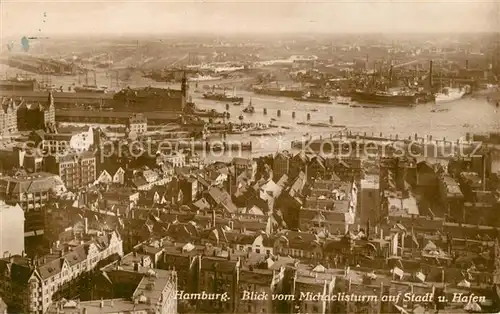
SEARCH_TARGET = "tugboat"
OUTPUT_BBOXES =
[243,99,255,113]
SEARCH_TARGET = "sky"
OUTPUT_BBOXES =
[0,0,499,38]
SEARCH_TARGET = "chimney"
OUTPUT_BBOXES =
[366,220,370,237]
[84,217,88,234]
[465,59,469,70]
[379,228,383,240]
[429,60,433,87]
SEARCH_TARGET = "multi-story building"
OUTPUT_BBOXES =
[438,175,464,222]
[292,264,337,314]
[299,179,358,233]
[232,157,257,181]
[0,172,66,237]
[359,175,380,224]
[197,256,240,313]
[272,151,292,182]
[0,98,18,135]
[16,92,56,131]
[161,151,186,168]
[45,151,97,190]
[126,113,147,135]
[1,92,55,135]
[32,126,94,153]
[74,246,179,314]
[0,230,123,314]
[0,200,24,256]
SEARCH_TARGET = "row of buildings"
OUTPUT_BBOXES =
[0,93,55,135]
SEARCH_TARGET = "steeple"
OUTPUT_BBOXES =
[181,72,188,98]
[48,91,54,106]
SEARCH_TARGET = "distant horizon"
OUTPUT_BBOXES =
[1,1,498,39]
[2,31,499,42]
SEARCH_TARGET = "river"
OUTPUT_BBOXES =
[2,65,499,162]
[192,90,500,161]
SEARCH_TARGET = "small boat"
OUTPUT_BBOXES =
[363,105,382,109]
[233,102,242,106]
[269,125,291,130]
[310,109,318,112]
[250,131,286,137]
[270,118,276,122]
[350,104,361,108]
[243,103,255,113]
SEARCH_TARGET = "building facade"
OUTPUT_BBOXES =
[0,172,66,237]
[0,200,24,256]
[0,231,123,314]
[45,152,97,190]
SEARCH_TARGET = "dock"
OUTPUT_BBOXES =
[148,138,252,152]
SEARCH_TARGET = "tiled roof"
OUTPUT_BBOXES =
[0,172,65,195]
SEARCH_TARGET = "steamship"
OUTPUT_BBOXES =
[294,92,332,104]
[253,85,303,98]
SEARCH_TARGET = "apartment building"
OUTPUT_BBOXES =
[45,151,97,190]
[0,230,123,314]
[0,171,66,237]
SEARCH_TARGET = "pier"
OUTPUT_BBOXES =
[291,131,484,158]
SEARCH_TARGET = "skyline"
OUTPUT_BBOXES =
[1,1,499,39]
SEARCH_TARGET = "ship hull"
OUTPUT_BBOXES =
[253,88,303,98]
[351,92,418,107]
[203,94,243,102]
[294,98,332,104]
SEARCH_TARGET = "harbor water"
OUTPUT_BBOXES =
[2,66,499,161]
[193,89,500,161]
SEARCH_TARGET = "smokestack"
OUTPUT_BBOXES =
[366,220,370,238]
[465,60,469,70]
[429,60,433,88]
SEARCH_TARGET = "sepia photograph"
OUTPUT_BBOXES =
[0,0,499,313]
